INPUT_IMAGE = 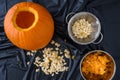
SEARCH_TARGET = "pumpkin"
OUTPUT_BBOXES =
[4,2,54,50]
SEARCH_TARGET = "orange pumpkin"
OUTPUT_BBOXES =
[4,2,54,50]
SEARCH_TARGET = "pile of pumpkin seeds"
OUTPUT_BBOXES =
[26,40,75,76]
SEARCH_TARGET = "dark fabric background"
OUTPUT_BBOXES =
[0,0,120,80]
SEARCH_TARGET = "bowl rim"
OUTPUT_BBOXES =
[67,12,101,45]
[80,50,116,80]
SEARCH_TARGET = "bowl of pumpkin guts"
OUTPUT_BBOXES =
[80,50,116,80]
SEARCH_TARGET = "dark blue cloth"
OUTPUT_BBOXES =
[0,0,120,80]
